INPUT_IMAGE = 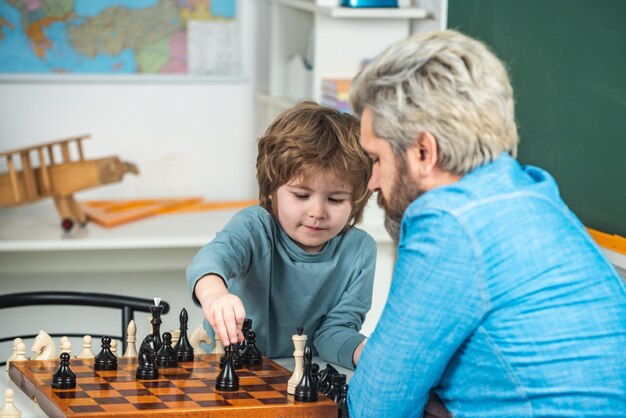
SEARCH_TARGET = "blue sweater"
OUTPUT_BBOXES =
[349,154,626,417]
[186,205,376,369]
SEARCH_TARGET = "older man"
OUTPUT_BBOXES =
[347,30,626,417]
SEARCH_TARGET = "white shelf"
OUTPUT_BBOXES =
[272,0,428,19]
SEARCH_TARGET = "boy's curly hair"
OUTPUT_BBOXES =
[256,100,372,226]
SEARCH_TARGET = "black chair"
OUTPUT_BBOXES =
[0,291,170,365]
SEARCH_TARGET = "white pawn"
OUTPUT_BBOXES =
[60,340,72,356]
[211,334,224,355]
[5,338,23,372]
[76,335,95,359]
[111,339,118,355]
[13,343,27,362]
[123,320,137,358]
[58,336,69,353]
[0,388,21,418]
[287,329,307,395]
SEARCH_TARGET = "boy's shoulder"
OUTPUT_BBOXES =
[340,225,377,250]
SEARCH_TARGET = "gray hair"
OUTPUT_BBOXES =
[350,30,518,174]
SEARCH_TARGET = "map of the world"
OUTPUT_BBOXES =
[0,0,237,75]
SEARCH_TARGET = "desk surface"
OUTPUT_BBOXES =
[1,356,352,418]
[0,200,391,252]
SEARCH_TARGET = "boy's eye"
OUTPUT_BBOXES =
[293,193,309,200]
[329,197,346,204]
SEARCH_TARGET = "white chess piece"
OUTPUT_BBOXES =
[287,329,307,395]
[60,340,72,356]
[190,325,212,354]
[30,330,55,361]
[0,388,21,418]
[76,335,95,359]
[111,339,118,355]
[13,343,27,362]
[5,338,23,372]
[58,337,70,354]
[123,319,137,358]
[211,334,224,355]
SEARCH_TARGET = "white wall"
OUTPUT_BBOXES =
[0,0,261,202]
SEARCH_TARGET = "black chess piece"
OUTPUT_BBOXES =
[311,362,320,387]
[240,330,262,366]
[239,318,253,352]
[215,344,239,391]
[150,303,164,351]
[336,383,350,418]
[318,363,338,393]
[155,332,178,368]
[294,345,317,402]
[136,334,159,380]
[173,308,194,362]
[325,373,346,402]
[94,336,117,370]
[52,352,76,389]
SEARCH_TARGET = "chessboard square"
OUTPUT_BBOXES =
[258,396,290,405]
[142,380,176,388]
[75,372,97,378]
[249,363,279,372]
[133,402,170,410]
[69,404,105,413]
[93,396,131,405]
[162,372,192,380]
[80,383,114,391]
[219,392,254,400]
[239,376,267,385]
[189,367,216,373]
[171,379,207,388]
[240,384,275,392]
[164,400,203,409]
[53,390,90,399]
[97,370,120,377]
[196,399,231,407]
[251,390,287,400]
[227,398,265,406]
[123,395,161,404]
[60,398,98,406]
[104,375,136,382]
[86,389,121,398]
[181,386,214,394]
[118,389,153,397]
[270,383,288,392]
[100,403,138,412]
[188,392,224,402]
[191,372,217,379]
[148,387,184,396]
[71,365,93,373]
[236,370,255,377]
[157,394,193,402]
[110,381,146,390]
[260,375,289,384]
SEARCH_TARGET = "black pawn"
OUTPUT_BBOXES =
[215,344,239,391]
[155,332,178,368]
[52,352,76,389]
[336,384,350,418]
[173,308,194,362]
[94,336,117,370]
[240,331,263,366]
[295,345,317,402]
[136,334,159,380]
[239,318,253,352]
[220,343,243,369]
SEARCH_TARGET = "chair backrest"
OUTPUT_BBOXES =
[0,291,170,365]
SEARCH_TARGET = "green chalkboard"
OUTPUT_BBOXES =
[448,0,626,238]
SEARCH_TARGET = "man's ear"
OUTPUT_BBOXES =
[406,132,438,177]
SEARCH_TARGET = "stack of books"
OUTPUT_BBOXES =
[321,78,352,113]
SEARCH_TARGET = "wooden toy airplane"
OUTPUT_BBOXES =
[0,134,138,231]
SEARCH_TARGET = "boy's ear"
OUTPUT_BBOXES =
[406,132,438,178]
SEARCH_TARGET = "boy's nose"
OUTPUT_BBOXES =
[308,200,326,219]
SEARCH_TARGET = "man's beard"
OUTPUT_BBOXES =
[377,156,422,244]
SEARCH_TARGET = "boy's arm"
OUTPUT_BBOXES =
[313,236,376,369]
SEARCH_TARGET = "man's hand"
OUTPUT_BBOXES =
[353,339,366,366]
[194,274,246,346]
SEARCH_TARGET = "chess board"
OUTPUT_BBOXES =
[8,354,337,417]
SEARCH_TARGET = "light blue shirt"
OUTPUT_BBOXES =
[348,154,626,417]
[186,205,376,369]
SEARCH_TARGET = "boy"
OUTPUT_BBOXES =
[186,101,375,369]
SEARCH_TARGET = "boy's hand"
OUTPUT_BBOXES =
[205,293,246,346]
[194,274,246,347]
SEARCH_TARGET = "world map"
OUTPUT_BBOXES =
[0,0,237,75]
